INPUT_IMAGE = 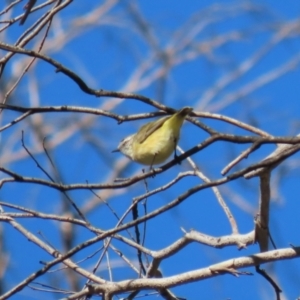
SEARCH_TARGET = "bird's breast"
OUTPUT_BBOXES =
[132,127,179,165]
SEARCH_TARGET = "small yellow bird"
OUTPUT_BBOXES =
[113,107,193,166]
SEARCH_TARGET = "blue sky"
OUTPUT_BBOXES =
[1,1,300,299]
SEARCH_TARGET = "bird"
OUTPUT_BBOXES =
[112,106,193,166]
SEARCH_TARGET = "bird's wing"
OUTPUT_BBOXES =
[135,116,170,144]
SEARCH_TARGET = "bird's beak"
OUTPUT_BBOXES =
[112,149,120,153]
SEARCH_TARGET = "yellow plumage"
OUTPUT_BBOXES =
[113,107,193,166]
